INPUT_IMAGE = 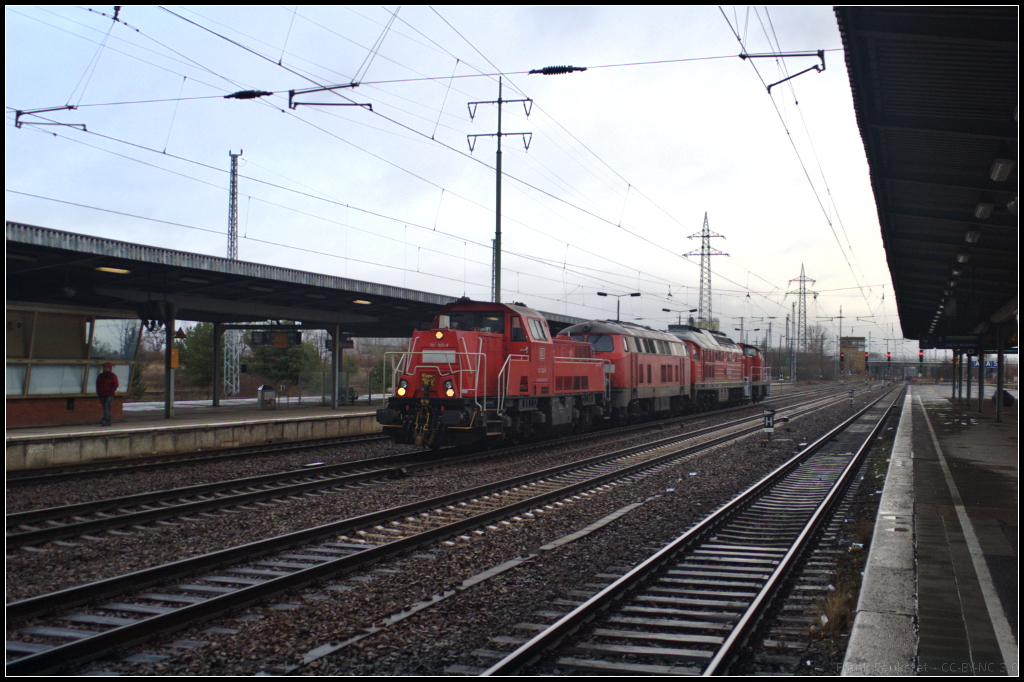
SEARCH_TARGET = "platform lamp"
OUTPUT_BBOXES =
[663,307,698,325]
[598,291,640,322]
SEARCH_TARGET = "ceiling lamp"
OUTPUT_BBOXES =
[990,159,1014,182]
[965,229,981,243]
[974,202,994,219]
[956,253,970,263]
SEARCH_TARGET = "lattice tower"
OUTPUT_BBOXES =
[788,264,816,352]
[224,150,243,396]
[684,212,728,325]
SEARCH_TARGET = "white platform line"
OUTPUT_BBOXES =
[917,393,1018,671]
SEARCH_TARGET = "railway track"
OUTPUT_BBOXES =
[5,387,860,674]
[481,386,904,676]
[6,386,846,549]
[4,384,823,489]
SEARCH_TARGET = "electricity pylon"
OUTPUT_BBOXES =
[685,212,727,327]
[788,264,816,353]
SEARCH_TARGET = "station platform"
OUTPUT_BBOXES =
[844,384,1018,676]
[5,398,385,472]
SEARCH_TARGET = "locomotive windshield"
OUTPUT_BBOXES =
[441,311,505,333]
[569,333,615,352]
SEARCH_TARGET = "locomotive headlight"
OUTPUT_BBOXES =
[397,378,409,397]
[444,379,455,397]
[435,331,444,340]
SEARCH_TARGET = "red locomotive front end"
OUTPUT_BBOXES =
[376,300,606,448]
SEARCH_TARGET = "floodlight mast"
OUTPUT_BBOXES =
[599,291,641,322]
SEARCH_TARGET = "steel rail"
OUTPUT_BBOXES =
[5,390,853,674]
[5,384,833,488]
[481,386,902,676]
[7,385,847,547]
[703,387,903,674]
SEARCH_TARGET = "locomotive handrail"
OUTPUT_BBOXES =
[384,350,488,411]
[496,354,528,415]
[457,338,486,414]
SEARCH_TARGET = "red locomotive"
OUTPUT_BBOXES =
[376,299,770,448]
[376,299,606,448]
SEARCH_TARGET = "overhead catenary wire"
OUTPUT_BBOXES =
[34,4,823,307]
[14,6,790,319]
[719,6,877,317]
[6,117,687,305]
[9,7,865,324]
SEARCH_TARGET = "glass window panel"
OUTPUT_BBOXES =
[530,319,549,340]
[447,311,505,333]
[87,364,132,394]
[90,319,141,361]
[28,364,86,394]
[7,364,27,395]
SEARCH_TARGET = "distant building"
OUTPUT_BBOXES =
[841,336,867,375]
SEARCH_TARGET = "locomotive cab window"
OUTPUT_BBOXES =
[510,316,527,341]
[447,311,505,333]
[567,333,613,352]
[526,318,548,341]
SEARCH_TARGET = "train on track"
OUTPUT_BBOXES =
[376,298,769,448]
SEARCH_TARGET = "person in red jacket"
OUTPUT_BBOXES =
[96,363,119,426]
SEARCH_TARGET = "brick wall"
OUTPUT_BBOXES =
[6,397,124,428]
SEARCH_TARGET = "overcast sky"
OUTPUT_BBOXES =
[6,5,929,359]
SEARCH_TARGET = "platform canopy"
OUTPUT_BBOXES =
[836,7,1018,341]
[5,222,587,336]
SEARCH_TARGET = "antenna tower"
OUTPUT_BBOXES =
[685,212,727,326]
[224,150,243,396]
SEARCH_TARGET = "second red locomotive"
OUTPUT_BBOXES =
[559,319,770,420]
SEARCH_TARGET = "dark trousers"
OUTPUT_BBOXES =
[100,395,114,425]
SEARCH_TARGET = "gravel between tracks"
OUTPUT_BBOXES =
[50,388,884,675]
[4,441,421,514]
